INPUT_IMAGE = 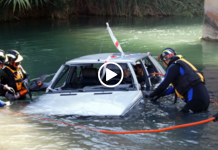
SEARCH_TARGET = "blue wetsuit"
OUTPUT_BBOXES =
[0,100,5,107]
[149,59,210,113]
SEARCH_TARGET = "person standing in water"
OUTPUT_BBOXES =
[0,50,29,100]
[144,48,210,113]
[0,49,16,106]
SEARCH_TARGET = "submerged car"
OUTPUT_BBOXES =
[27,52,165,116]
[25,23,166,116]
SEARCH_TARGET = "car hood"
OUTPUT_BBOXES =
[22,91,143,116]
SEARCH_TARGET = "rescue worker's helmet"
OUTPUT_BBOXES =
[6,50,23,63]
[0,49,6,64]
[158,48,177,62]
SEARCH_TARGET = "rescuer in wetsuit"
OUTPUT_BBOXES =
[0,50,29,100]
[0,49,16,106]
[144,48,210,113]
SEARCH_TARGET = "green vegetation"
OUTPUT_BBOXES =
[82,0,204,17]
[0,0,204,21]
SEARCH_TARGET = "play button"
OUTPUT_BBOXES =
[106,68,117,81]
[98,62,123,88]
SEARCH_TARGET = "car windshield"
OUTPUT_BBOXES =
[50,63,137,92]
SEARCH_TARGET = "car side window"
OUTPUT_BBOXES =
[52,66,70,89]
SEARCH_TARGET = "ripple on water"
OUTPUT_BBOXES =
[42,49,53,51]
[185,140,199,144]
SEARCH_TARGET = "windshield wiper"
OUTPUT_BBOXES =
[94,92,112,95]
[60,93,77,96]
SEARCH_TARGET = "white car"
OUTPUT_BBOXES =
[25,23,166,116]
[27,52,165,116]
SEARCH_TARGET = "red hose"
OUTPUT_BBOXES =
[0,100,217,134]
[96,118,215,134]
[151,73,165,76]
[211,98,218,106]
[0,85,217,134]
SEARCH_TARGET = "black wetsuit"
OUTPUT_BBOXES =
[149,57,210,113]
[0,65,28,100]
[0,69,8,96]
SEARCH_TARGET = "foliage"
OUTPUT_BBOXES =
[80,0,204,17]
[0,0,48,12]
[0,0,204,21]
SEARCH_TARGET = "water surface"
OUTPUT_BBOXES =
[0,16,218,150]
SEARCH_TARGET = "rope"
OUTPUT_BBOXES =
[99,27,107,54]
[0,98,217,134]
[30,73,56,81]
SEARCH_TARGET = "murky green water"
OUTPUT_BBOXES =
[0,16,218,150]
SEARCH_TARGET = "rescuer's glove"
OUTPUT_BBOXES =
[3,84,15,95]
[213,113,218,122]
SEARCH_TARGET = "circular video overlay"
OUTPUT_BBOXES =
[98,62,124,88]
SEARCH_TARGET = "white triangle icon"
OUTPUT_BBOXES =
[106,68,117,81]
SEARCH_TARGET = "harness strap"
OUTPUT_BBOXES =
[174,93,178,104]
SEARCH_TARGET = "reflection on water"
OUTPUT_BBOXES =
[0,17,218,149]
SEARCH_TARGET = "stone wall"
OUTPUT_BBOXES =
[202,0,218,41]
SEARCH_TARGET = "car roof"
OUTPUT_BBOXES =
[65,53,150,65]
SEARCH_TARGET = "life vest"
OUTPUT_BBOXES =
[136,71,144,77]
[2,66,25,91]
[170,58,204,98]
